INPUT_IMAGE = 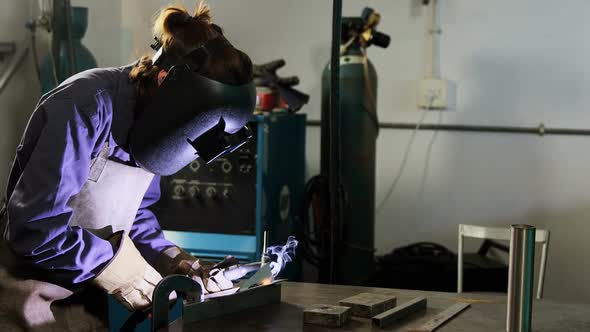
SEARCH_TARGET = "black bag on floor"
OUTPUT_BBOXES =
[370,242,508,292]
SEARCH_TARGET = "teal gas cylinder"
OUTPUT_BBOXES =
[40,6,97,94]
[321,47,379,285]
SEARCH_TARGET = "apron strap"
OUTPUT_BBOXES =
[88,143,110,183]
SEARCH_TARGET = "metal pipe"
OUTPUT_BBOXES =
[328,0,343,284]
[306,120,590,137]
[63,0,76,75]
[0,42,29,96]
[507,224,535,332]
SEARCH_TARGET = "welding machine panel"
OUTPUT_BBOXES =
[154,127,258,236]
[154,113,306,263]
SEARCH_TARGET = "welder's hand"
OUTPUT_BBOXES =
[192,256,239,293]
[93,232,162,311]
[155,247,237,293]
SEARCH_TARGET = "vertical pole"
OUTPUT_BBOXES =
[457,225,463,293]
[507,224,535,332]
[328,0,343,283]
[63,0,77,75]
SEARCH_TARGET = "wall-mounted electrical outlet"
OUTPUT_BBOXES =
[418,78,449,110]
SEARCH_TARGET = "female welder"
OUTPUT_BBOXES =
[0,2,255,330]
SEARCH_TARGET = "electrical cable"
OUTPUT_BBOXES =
[414,105,443,222]
[375,96,435,214]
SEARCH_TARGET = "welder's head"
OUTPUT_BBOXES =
[129,1,255,175]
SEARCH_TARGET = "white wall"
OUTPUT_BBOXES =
[0,1,39,196]
[1,0,588,303]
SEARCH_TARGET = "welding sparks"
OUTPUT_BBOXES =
[266,236,298,278]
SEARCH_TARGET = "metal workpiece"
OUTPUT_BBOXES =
[303,304,351,327]
[372,297,427,328]
[151,275,203,332]
[407,302,470,332]
[237,263,273,291]
[507,224,536,332]
[338,292,396,318]
[183,282,282,324]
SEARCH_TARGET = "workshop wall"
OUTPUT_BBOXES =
[2,0,586,303]
[0,1,39,197]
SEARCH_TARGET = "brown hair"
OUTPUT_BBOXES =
[130,1,253,97]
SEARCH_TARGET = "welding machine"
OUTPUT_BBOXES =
[153,113,306,270]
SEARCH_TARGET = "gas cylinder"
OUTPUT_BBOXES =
[320,46,379,285]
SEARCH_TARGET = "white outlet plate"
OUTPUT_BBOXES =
[418,78,448,110]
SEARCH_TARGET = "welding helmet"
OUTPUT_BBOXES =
[129,35,256,176]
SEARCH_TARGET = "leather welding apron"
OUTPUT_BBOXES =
[0,143,154,332]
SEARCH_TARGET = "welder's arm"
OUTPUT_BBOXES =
[128,175,176,266]
[97,177,170,311]
[6,100,114,287]
[130,177,235,293]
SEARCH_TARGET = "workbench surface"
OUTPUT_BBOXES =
[177,282,590,331]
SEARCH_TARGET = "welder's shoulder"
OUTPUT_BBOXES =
[37,68,121,126]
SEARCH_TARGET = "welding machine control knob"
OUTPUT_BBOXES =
[173,185,185,197]
[222,187,232,199]
[188,186,201,198]
[221,161,232,174]
[206,186,217,198]
[189,160,200,173]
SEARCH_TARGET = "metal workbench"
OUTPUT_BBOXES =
[171,282,590,331]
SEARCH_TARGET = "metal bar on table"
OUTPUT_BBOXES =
[507,224,536,332]
[372,297,427,328]
[306,120,590,137]
[407,302,470,332]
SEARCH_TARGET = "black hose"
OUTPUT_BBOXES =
[300,175,325,266]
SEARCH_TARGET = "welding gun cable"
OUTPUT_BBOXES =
[302,175,323,246]
[302,175,331,266]
[300,176,325,266]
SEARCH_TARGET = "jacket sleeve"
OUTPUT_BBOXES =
[129,175,176,266]
[6,98,114,287]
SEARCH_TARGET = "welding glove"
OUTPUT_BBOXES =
[92,232,163,311]
[155,246,236,293]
